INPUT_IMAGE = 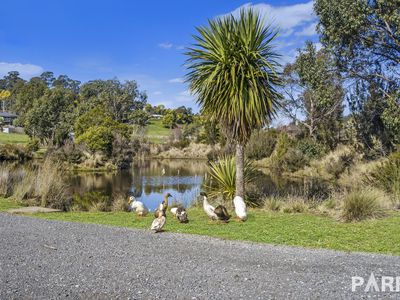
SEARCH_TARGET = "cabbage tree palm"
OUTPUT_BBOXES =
[185,9,282,198]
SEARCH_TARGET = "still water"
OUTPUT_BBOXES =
[68,159,330,211]
[2,159,330,211]
[69,159,209,211]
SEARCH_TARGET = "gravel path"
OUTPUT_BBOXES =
[1,213,399,299]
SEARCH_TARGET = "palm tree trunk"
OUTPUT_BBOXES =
[235,143,245,198]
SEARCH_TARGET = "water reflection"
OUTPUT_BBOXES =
[69,159,209,211]
[3,159,332,211]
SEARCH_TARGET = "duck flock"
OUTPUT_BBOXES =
[127,192,247,233]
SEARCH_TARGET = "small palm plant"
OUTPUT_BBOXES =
[207,156,257,201]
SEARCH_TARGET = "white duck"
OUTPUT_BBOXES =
[150,214,166,232]
[128,196,148,217]
[200,192,218,220]
[233,196,247,221]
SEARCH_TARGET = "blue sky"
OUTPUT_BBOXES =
[0,0,319,111]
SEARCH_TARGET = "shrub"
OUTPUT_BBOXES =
[48,141,83,164]
[367,151,400,198]
[246,129,278,160]
[297,138,325,160]
[296,145,359,181]
[76,126,114,155]
[26,138,40,152]
[340,189,386,222]
[264,197,282,211]
[267,133,313,173]
[282,198,308,213]
[0,144,32,161]
[112,194,130,212]
[283,148,308,172]
[207,156,257,201]
[89,201,109,212]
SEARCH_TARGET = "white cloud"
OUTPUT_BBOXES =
[175,90,194,103]
[168,77,184,83]
[153,91,163,95]
[223,1,316,35]
[158,42,173,49]
[295,22,317,36]
[0,62,43,79]
[176,45,185,50]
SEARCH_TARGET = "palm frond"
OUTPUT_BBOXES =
[185,8,282,143]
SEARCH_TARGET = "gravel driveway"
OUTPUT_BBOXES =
[1,213,399,299]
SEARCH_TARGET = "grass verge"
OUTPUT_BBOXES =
[0,132,30,144]
[145,119,170,143]
[1,198,399,255]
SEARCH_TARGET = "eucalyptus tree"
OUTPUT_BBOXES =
[185,9,282,198]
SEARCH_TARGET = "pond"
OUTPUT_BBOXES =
[2,159,332,211]
[69,159,209,211]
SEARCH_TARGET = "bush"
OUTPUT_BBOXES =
[297,145,359,181]
[48,141,83,164]
[0,144,32,161]
[297,138,325,160]
[283,148,308,172]
[111,194,131,212]
[282,198,308,213]
[26,138,40,152]
[268,133,311,173]
[76,126,114,155]
[246,129,278,160]
[206,156,257,201]
[340,189,386,222]
[367,151,400,198]
[264,197,282,211]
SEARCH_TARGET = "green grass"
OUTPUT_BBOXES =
[1,197,398,255]
[145,119,171,143]
[0,132,30,144]
[0,198,24,211]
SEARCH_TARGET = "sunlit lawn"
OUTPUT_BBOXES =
[0,132,29,144]
[1,197,399,255]
[145,119,170,143]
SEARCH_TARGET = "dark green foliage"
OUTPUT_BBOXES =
[49,142,83,164]
[297,138,325,160]
[0,144,32,161]
[269,133,310,172]
[206,156,257,201]
[315,0,400,77]
[75,107,131,156]
[246,130,278,160]
[24,87,76,145]
[282,42,343,149]
[162,110,177,129]
[315,0,400,150]
[129,110,150,127]
[26,138,40,152]
[79,79,147,122]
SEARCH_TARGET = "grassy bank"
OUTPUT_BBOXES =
[145,119,171,143]
[1,198,399,255]
[0,132,29,144]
